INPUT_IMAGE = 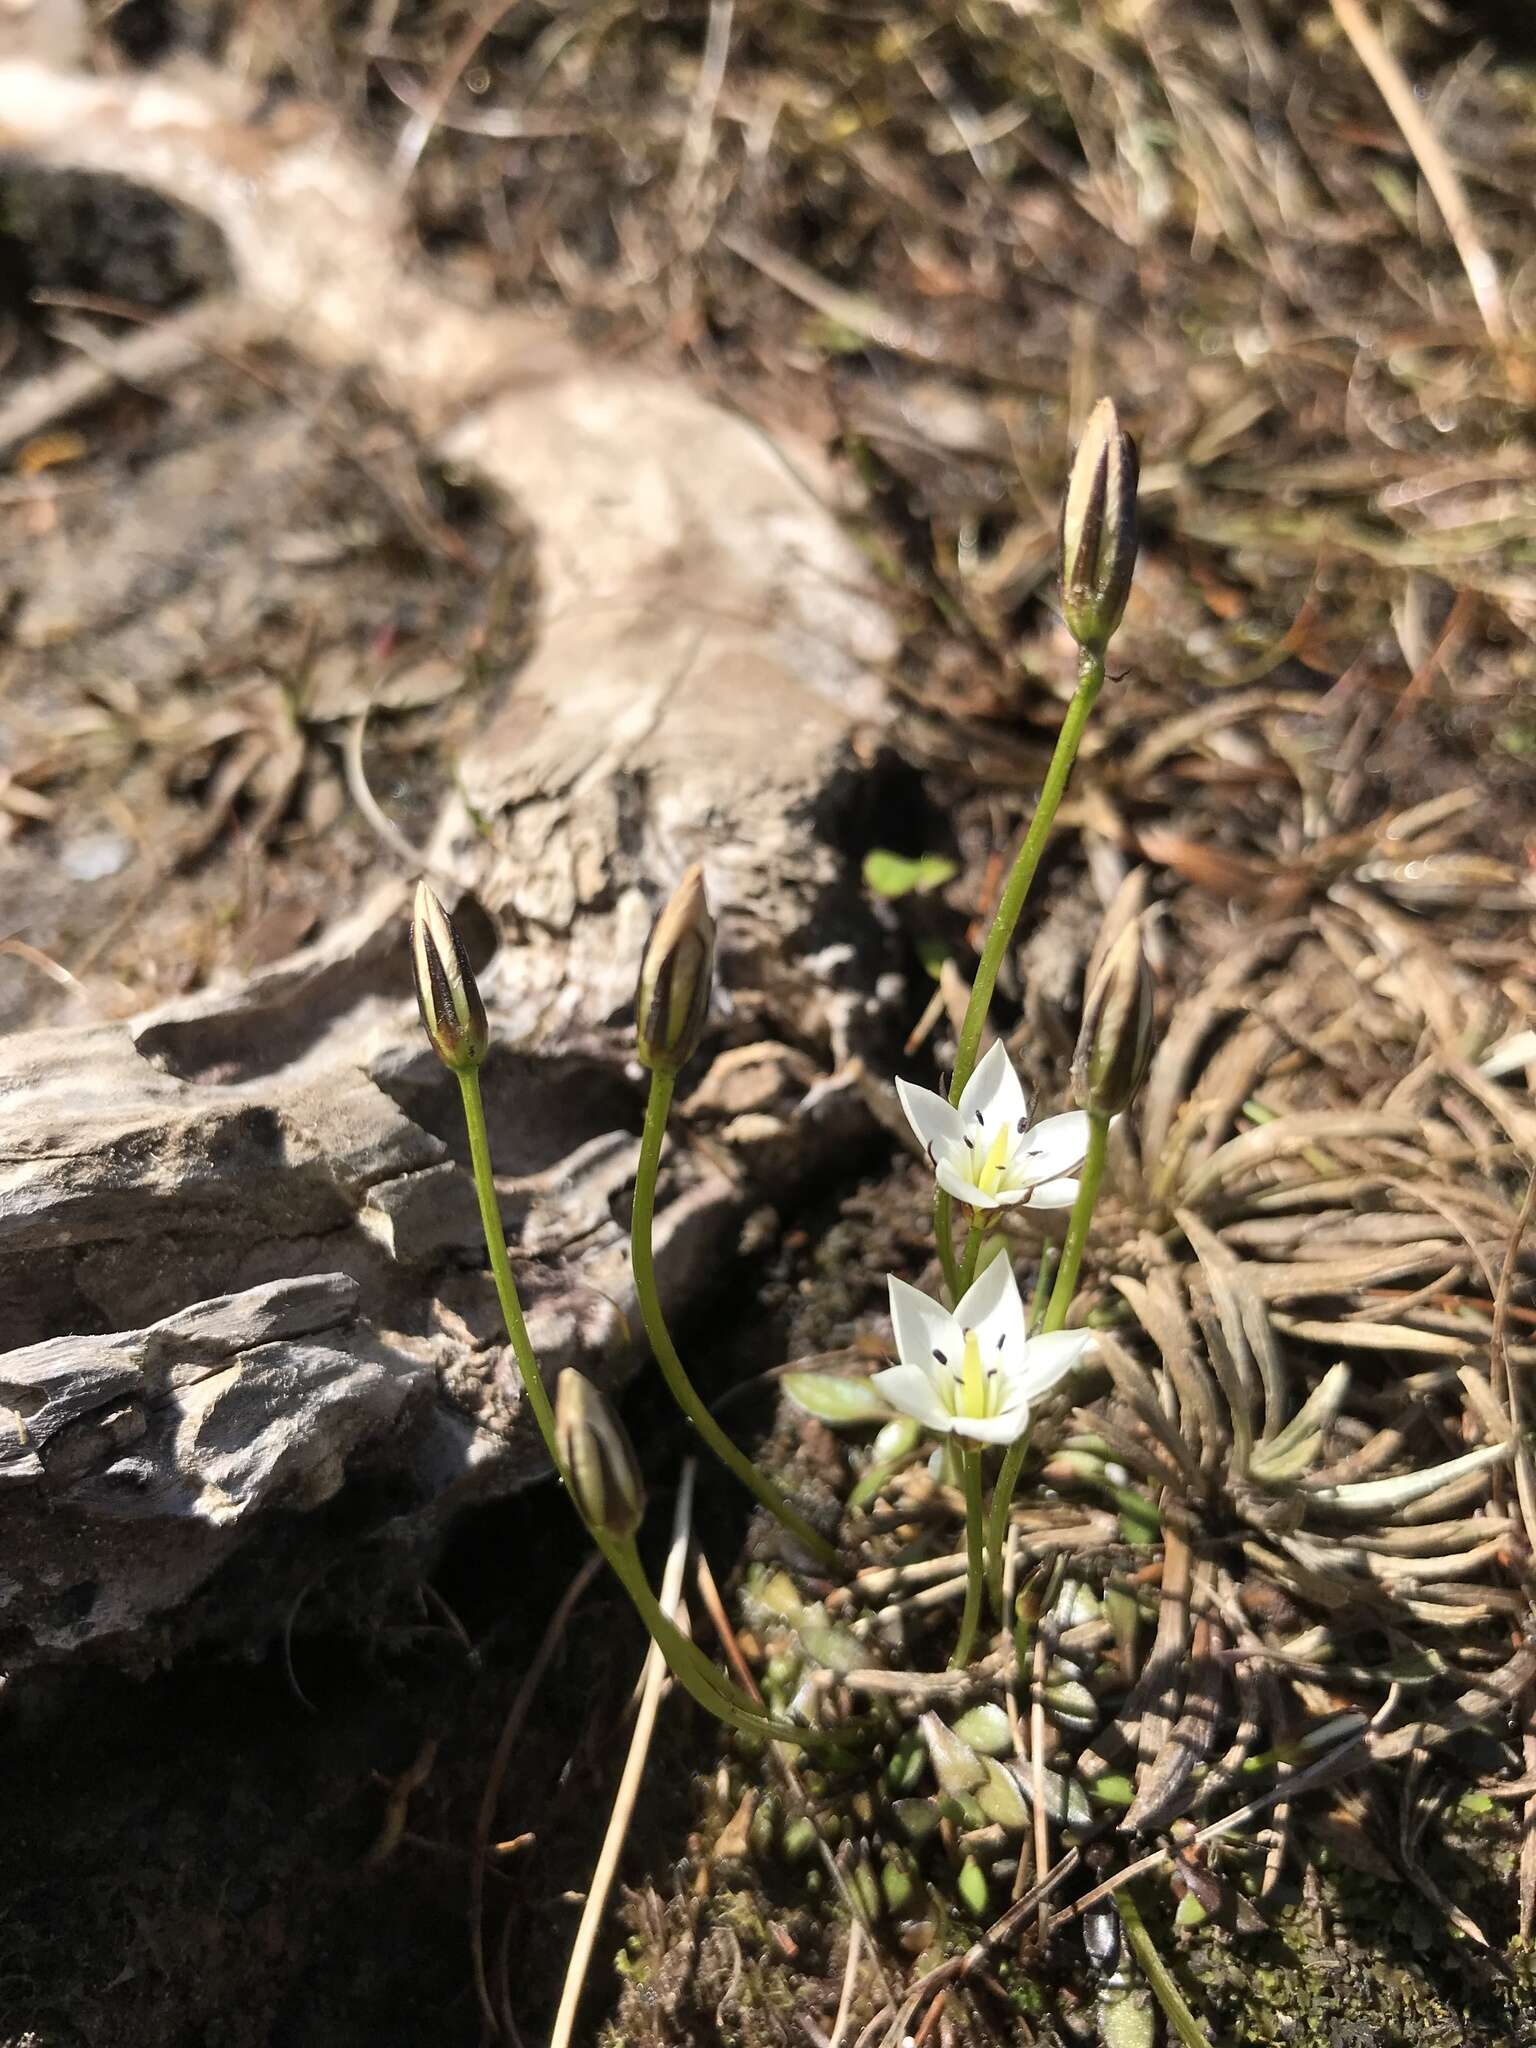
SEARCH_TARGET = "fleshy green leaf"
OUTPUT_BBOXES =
[863,848,959,899]
[1018,1767,1094,1829]
[1088,1771,1137,1809]
[783,1372,892,1425]
[953,1703,1013,1756]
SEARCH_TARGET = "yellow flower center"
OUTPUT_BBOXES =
[956,1331,991,1420]
[974,1122,1012,1196]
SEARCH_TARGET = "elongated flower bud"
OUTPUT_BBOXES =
[410,881,489,1072]
[555,1368,645,1539]
[1060,397,1139,653]
[1072,919,1154,1118]
[635,864,715,1074]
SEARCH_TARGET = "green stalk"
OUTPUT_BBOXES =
[1028,1247,1057,1335]
[1113,1886,1213,2048]
[633,1070,836,1567]
[936,1204,963,1299]
[601,1537,846,1754]
[984,1112,1111,1613]
[958,1216,987,1295]
[458,1067,829,1723]
[934,646,1107,1296]
[599,1535,753,1712]
[950,1447,988,1670]
[458,1066,562,1467]
[1042,1109,1110,1333]
[985,1434,1028,1620]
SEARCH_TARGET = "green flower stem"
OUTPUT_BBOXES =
[985,1434,1028,1620]
[950,1447,988,1671]
[460,1068,852,1752]
[952,648,1106,1101]
[958,1216,987,1294]
[934,645,1107,1306]
[984,1111,1111,1614]
[458,1066,562,1469]
[1042,1108,1111,1335]
[604,1534,857,1758]
[936,1200,963,1299]
[634,1069,836,1567]
[1028,1247,1057,1334]
[600,1535,752,1712]
[1112,1886,1213,2048]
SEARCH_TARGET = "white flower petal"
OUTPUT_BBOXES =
[888,1275,961,1376]
[956,1038,1028,1138]
[952,1402,1031,1446]
[896,1076,962,1162]
[1014,1109,1092,1183]
[1023,1175,1080,1210]
[954,1251,1026,1364]
[871,1363,954,1434]
[1014,1329,1096,1397]
[935,1156,1002,1208]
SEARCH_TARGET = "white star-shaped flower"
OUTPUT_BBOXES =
[896,1039,1093,1212]
[871,1256,1094,1446]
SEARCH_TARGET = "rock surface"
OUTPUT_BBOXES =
[0,54,898,1670]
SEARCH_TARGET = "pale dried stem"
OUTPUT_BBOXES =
[1328,0,1510,347]
[550,1463,698,2048]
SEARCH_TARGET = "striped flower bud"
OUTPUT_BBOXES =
[410,881,489,1073]
[1060,397,1139,653]
[555,1369,645,1540]
[635,864,715,1075]
[1072,919,1154,1119]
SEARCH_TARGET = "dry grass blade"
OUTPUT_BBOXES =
[469,1551,605,2042]
[1178,1113,1420,1207]
[1115,1262,1227,1477]
[1123,1609,1224,1833]
[1328,0,1510,347]
[1085,1329,1203,1488]
[550,1463,698,2048]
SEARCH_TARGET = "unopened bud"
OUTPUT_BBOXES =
[1072,919,1154,1118]
[1060,397,1139,653]
[635,864,715,1074]
[555,1369,645,1540]
[410,881,489,1072]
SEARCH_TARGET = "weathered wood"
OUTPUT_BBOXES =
[0,53,897,1668]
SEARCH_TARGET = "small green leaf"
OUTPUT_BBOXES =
[799,1618,865,1676]
[1018,1768,1094,1829]
[892,1797,941,1842]
[957,1855,990,1918]
[915,936,950,982]
[1042,1678,1100,1733]
[976,1757,1030,1831]
[953,1703,1013,1756]
[783,1372,892,1425]
[863,848,959,899]
[1088,1771,1137,1809]
[1099,1987,1157,2048]
[1460,1791,1495,1817]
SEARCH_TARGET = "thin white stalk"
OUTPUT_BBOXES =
[550,1462,697,2048]
[828,1917,864,2048]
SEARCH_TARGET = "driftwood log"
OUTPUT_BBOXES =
[0,51,899,1671]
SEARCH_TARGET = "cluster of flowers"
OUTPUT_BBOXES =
[879,1043,1097,1447]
